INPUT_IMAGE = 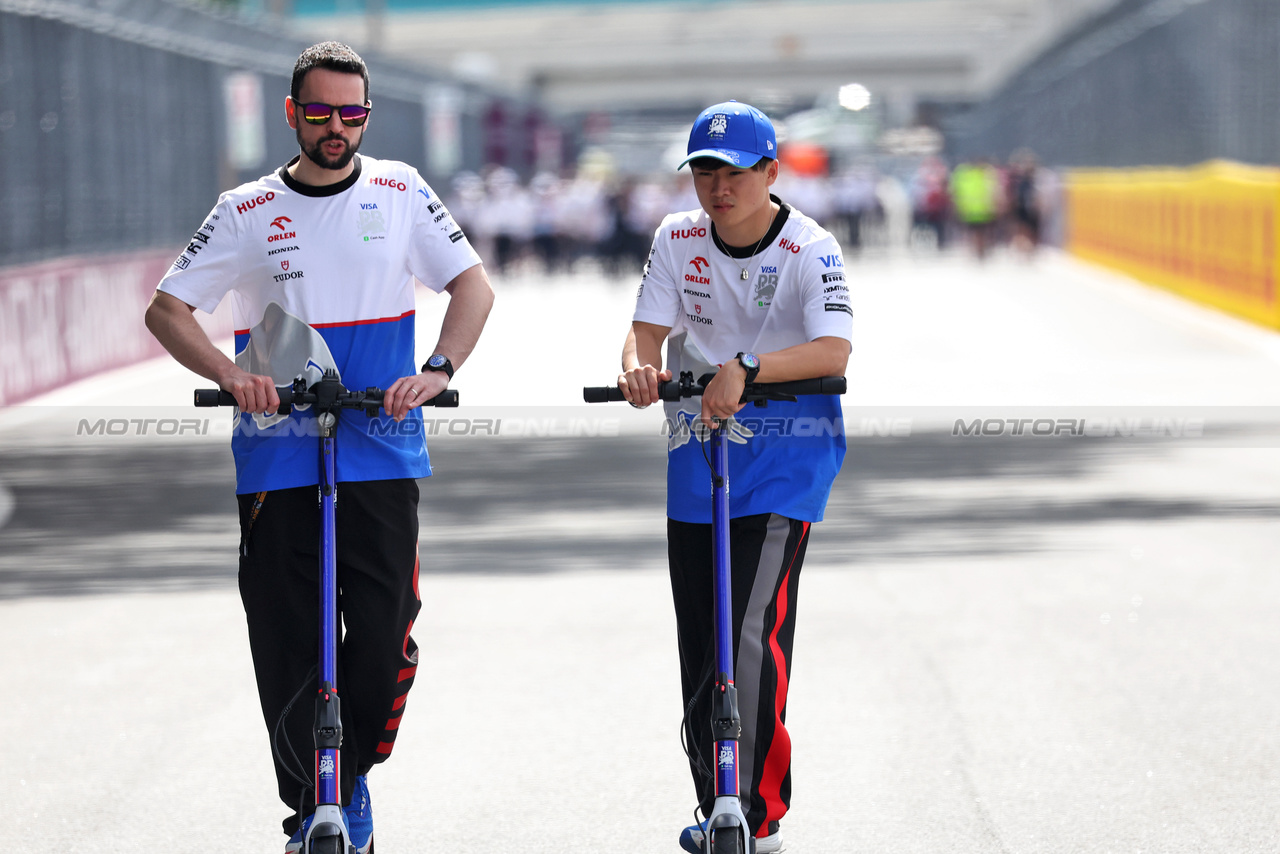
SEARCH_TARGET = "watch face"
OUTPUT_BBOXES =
[428,354,447,369]
[740,353,760,370]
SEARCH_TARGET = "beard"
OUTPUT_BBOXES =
[297,127,362,171]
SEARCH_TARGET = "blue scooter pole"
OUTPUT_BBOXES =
[306,403,349,854]
[705,422,752,854]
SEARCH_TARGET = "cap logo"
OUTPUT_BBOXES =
[708,114,729,139]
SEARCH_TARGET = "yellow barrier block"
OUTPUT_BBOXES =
[1067,161,1280,330]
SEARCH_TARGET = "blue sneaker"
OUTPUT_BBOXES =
[345,775,374,854]
[284,781,373,854]
[679,822,708,854]
[283,814,313,854]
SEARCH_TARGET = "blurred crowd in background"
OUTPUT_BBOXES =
[447,151,1064,279]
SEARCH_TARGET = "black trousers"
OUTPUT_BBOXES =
[668,513,811,838]
[237,479,422,836]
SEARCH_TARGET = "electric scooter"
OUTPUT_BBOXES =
[197,369,457,854]
[584,370,846,854]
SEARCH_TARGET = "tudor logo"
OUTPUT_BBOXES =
[281,260,289,271]
[271,216,292,231]
[689,256,709,274]
[695,304,702,315]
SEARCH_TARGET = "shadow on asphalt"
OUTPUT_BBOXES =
[2,433,1278,599]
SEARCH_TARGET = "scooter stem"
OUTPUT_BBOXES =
[706,425,753,853]
[311,396,350,853]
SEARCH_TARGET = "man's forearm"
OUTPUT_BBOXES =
[754,337,850,383]
[623,322,668,372]
[144,291,237,384]
[434,265,495,370]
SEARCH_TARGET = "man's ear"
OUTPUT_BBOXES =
[285,96,297,130]
[766,159,780,185]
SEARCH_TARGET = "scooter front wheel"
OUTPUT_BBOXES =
[711,826,747,854]
[307,836,345,854]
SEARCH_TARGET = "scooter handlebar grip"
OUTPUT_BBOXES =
[583,386,625,403]
[818,376,847,395]
[194,389,236,407]
[194,387,296,409]
[426,389,459,407]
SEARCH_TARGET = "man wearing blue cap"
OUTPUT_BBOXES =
[618,102,853,853]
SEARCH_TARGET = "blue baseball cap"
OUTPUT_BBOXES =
[679,101,777,170]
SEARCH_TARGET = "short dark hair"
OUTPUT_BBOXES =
[689,156,774,172]
[291,42,370,104]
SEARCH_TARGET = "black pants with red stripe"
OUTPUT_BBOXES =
[668,513,811,839]
[237,479,422,837]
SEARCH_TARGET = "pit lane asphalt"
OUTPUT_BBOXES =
[5,251,1280,853]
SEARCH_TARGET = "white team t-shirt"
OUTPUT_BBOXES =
[157,154,481,493]
[634,198,852,523]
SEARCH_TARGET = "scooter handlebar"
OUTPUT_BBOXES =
[756,376,847,397]
[583,373,846,403]
[194,386,459,410]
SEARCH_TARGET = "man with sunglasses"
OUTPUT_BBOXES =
[144,41,493,854]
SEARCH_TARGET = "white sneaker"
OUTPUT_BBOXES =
[755,830,784,853]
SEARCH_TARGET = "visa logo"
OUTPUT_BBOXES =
[360,203,378,210]
[762,266,778,274]
[418,188,431,200]
[819,255,844,268]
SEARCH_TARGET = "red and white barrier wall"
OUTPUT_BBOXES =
[0,249,232,406]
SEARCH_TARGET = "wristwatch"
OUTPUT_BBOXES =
[422,353,454,380]
[736,352,760,384]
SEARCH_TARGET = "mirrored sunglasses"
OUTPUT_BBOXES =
[298,102,371,127]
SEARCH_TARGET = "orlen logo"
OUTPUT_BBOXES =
[235,192,275,215]
[778,238,801,254]
[689,256,709,274]
[370,177,407,191]
[267,214,295,242]
[670,227,707,240]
